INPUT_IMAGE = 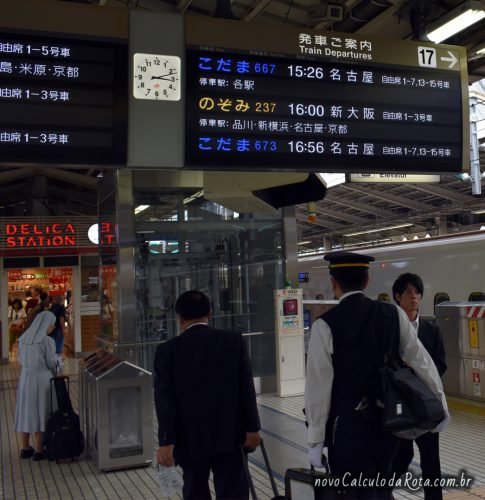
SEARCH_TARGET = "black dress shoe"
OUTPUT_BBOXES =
[20,447,34,459]
[32,452,45,461]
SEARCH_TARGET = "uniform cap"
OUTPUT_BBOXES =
[324,251,375,269]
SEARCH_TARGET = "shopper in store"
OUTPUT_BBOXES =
[8,298,27,356]
[25,286,41,314]
[25,292,50,329]
[14,311,57,461]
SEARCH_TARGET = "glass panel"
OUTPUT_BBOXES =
[108,386,142,458]
[99,172,118,341]
[133,189,284,376]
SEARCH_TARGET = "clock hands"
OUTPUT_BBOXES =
[151,72,178,81]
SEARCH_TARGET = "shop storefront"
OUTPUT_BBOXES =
[0,217,116,363]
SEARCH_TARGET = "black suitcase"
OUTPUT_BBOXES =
[285,457,344,500]
[44,375,84,462]
[241,439,287,500]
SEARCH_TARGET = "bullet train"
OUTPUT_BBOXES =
[298,231,485,317]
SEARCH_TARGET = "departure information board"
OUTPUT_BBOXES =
[185,17,468,174]
[0,31,127,166]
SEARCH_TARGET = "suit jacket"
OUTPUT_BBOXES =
[418,318,447,377]
[153,324,260,463]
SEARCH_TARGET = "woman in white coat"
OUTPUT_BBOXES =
[14,311,57,461]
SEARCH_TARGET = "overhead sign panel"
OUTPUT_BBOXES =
[185,17,468,174]
[0,31,127,166]
[350,173,441,183]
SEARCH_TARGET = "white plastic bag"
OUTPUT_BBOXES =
[154,462,182,497]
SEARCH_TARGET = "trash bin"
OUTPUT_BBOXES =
[79,350,153,471]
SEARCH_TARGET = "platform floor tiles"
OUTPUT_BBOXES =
[1,358,484,500]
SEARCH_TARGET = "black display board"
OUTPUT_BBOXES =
[0,31,127,165]
[185,18,468,174]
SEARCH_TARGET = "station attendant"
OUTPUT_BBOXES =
[392,273,447,500]
[305,251,449,499]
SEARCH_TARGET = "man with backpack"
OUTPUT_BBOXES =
[392,273,447,500]
[304,251,449,499]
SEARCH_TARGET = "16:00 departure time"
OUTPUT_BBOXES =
[288,103,325,117]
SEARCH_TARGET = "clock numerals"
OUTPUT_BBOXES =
[133,53,181,101]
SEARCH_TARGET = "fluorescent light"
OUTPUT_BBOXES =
[427,1,485,44]
[481,226,485,230]
[472,208,485,214]
[298,240,312,245]
[425,233,431,238]
[413,235,419,240]
[344,223,413,237]
[134,204,149,214]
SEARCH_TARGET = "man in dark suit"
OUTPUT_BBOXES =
[392,273,447,500]
[153,290,261,500]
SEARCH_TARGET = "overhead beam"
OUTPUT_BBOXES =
[411,183,475,203]
[344,185,431,211]
[241,0,272,20]
[0,167,35,183]
[295,212,342,230]
[37,168,98,189]
[324,192,396,218]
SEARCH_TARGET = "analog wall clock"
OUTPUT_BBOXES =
[133,53,181,101]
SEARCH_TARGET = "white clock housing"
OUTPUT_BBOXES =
[133,53,181,101]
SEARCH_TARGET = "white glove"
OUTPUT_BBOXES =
[308,442,324,468]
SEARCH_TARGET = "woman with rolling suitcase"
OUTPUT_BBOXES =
[14,311,57,461]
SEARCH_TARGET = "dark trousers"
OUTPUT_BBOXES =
[328,411,399,500]
[179,449,249,500]
[393,432,442,500]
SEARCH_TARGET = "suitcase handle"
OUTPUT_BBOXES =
[260,438,281,498]
[50,375,69,414]
[241,447,258,500]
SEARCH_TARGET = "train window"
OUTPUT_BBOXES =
[377,293,391,303]
[433,292,450,315]
[468,292,485,302]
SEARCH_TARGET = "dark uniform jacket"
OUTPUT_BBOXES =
[322,293,400,415]
[417,319,447,376]
[153,324,260,463]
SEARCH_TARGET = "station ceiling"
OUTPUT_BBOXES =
[1,0,485,250]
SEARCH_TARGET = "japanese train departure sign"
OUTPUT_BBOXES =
[185,17,469,174]
[0,31,127,166]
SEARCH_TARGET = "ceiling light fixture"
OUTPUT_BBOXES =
[427,0,485,44]
[134,204,150,214]
[413,235,419,240]
[344,223,413,237]
[317,173,346,188]
[472,208,485,214]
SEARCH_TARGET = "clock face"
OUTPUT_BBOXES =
[133,53,181,101]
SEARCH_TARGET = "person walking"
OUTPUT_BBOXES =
[392,273,447,500]
[153,290,261,500]
[49,295,68,366]
[14,311,58,461]
[305,251,449,499]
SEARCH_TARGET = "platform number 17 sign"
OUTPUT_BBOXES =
[418,46,437,68]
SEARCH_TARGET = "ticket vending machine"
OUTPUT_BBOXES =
[274,288,305,397]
